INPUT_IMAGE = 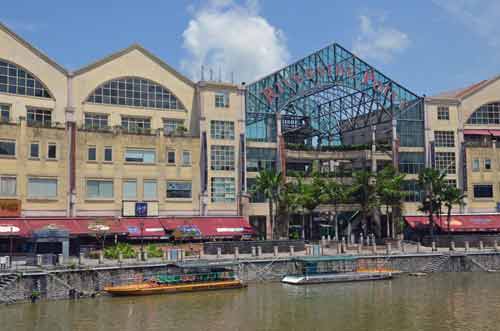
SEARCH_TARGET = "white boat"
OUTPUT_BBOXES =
[281,271,393,285]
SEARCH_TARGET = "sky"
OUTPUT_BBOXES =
[2,0,500,96]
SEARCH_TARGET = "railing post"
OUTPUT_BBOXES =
[36,254,43,266]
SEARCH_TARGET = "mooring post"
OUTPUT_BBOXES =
[386,243,392,255]
[143,251,148,261]
[251,246,256,257]
[257,246,262,257]
[416,242,421,253]
[234,247,239,260]
[450,241,455,251]
[336,242,341,254]
[357,243,362,255]
[98,251,104,264]
[479,241,484,251]
[465,241,469,252]
[217,247,222,259]
[57,254,64,265]
[273,246,278,257]
[431,241,436,252]
[327,234,331,242]
[495,240,499,251]
[372,242,377,254]
[118,252,123,263]
[401,242,406,253]
[341,237,346,254]
[78,252,84,265]
[162,250,167,261]
[136,251,142,262]
[321,236,326,247]
[36,254,43,266]
[289,246,295,256]
[397,240,402,252]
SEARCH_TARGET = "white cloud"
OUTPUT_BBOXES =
[433,0,500,47]
[181,0,290,83]
[352,14,410,63]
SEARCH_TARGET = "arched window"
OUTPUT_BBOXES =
[467,102,500,124]
[0,60,51,98]
[86,77,183,110]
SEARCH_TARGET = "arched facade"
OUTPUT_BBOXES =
[466,102,500,125]
[85,76,184,111]
[0,59,53,99]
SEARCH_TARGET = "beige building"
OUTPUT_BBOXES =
[0,23,245,220]
[425,76,500,214]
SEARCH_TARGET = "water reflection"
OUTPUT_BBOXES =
[2,273,500,331]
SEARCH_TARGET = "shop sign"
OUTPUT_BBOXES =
[0,199,21,217]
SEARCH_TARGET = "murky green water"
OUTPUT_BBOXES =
[2,273,499,331]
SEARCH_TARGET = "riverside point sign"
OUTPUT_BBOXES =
[261,66,408,109]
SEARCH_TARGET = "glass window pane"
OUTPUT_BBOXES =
[123,181,137,199]
[144,181,157,200]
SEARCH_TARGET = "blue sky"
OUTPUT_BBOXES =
[2,0,500,96]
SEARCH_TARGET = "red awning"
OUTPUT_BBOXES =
[119,218,166,238]
[0,219,30,237]
[23,218,127,236]
[405,214,500,232]
[160,217,255,239]
[26,218,85,235]
[464,129,500,137]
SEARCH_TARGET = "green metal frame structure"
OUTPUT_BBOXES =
[245,43,424,148]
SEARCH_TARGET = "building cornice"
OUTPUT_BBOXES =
[0,22,68,75]
[71,44,196,88]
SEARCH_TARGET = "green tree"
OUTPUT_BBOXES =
[352,170,377,236]
[441,184,466,238]
[253,170,283,239]
[418,168,447,241]
[320,179,352,240]
[376,166,406,238]
[277,181,301,239]
[299,175,324,240]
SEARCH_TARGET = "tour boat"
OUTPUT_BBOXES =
[104,266,246,296]
[281,256,398,285]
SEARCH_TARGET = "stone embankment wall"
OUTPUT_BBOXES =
[3,252,500,304]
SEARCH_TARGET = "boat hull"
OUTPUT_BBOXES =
[281,272,393,285]
[104,280,246,296]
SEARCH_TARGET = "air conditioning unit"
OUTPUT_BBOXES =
[122,201,159,217]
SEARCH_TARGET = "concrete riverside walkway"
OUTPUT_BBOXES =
[2,240,498,274]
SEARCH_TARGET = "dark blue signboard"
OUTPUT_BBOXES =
[135,203,148,217]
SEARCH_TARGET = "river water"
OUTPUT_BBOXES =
[2,273,499,331]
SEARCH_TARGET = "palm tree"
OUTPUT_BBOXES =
[441,184,466,238]
[298,175,324,240]
[320,179,351,240]
[253,170,283,239]
[376,166,406,238]
[278,181,301,239]
[418,168,447,241]
[352,170,377,237]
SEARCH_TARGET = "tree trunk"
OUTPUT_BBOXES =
[334,206,339,241]
[302,210,305,240]
[268,200,274,240]
[386,205,390,238]
[309,212,313,241]
[447,205,452,241]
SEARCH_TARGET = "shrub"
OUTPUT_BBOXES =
[104,243,136,259]
[146,244,163,258]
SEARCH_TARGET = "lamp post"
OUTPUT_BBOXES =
[140,221,145,261]
[9,226,13,268]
